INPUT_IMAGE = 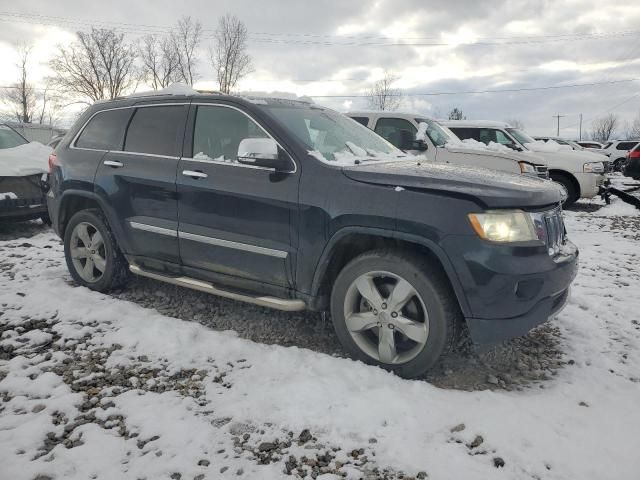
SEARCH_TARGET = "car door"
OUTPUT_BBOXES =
[94,104,188,266]
[176,103,299,289]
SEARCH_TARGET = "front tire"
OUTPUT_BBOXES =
[64,209,129,292]
[330,250,461,378]
[550,173,578,208]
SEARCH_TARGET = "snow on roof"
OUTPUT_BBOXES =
[237,91,313,105]
[347,110,436,120]
[440,120,512,128]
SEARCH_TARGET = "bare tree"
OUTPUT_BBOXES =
[448,107,466,120]
[210,14,252,94]
[49,28,137,103]
[171,16,203,85]
[139,35,181,90]
[628,111,640,139]
[506,118,525,129]
[367,71,402,111]
[590,113,619,143]
[1,44,37,123]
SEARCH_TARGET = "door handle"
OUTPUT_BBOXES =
[104,160,124,168]
[182,170,208,179]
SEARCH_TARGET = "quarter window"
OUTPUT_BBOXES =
[192,106,268,161]
[350,117,369,127]
[75,109,132,150]
[617,142,638,150]
[124,106,185,157]
[374,118,417,149]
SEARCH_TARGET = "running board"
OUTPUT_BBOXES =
[129,265,306,312]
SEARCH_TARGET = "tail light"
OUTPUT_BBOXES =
[629,150,640,159]
[48,153,57,174]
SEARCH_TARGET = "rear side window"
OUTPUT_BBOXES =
[75,109,131,150]
[124,106,185,157]
[448,127,481,142]
[617,142,638,150]
[350,117,369,127]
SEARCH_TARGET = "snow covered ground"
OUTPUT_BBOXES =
[1,192,639,480]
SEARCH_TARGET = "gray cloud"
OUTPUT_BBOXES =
[1,0,639,137]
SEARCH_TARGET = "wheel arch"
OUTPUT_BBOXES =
[309,227,471,316]
[549,169,581,198]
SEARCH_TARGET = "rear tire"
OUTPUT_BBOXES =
[330,250,461,378]
[550,173,578,208]
[64,209,129,292]
[612,158,625,172]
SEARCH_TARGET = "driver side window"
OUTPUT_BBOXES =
[374,118,417,149]
[193,106,268,162]
[494,130,513,145]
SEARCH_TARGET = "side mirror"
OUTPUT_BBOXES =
[237,138,294,172]
[505,142,522,152]
[398,129,428,151]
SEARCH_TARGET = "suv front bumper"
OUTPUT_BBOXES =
[574,172,606,198]
[442,235,578,345]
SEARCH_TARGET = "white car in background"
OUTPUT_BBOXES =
[594,140,640,172]
[442,120,606,207]
[534,136,611,172]
[347,111,549,179]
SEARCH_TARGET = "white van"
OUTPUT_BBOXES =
[441,120,606,206]
[348,111,549,179]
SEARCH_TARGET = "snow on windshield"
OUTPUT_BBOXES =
[261,104,407,165]
[0,142,52,177]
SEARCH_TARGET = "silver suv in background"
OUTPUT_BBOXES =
[348,111,549,179]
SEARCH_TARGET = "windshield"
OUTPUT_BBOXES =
[259,104,403,162]
[415,118,452,147]
[506,128,536,146]
[0,125,28,149]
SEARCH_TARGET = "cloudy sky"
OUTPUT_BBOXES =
[0,0,639,137]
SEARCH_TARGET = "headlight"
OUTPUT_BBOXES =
[583,162,604,173]
[468,210,539,242]
[519,161,536,174]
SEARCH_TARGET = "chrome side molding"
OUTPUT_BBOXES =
[129,264,306,312]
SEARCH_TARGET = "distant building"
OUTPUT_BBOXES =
[6,122,66,144]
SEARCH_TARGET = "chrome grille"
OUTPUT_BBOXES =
[544,207,565,255]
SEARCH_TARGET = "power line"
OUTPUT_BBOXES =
[307,78,640,98]
[1,11,640,47]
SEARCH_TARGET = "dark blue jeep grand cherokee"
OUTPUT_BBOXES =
[47,92,578,378]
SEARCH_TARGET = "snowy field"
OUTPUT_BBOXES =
[1,191,639,480]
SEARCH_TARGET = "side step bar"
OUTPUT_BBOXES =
[129,265,306,312]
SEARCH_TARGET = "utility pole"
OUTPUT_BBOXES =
[552,113,565,136]
[579,113,583,140]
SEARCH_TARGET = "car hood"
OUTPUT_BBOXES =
[341,160,563,208]
[444,143,547,165]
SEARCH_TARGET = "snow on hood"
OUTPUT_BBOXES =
[0,142,52,177]
[308,149,424,166]
[523,140,573,153]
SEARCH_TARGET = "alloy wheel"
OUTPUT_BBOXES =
[69,221,107,283]
[343,271,429,364]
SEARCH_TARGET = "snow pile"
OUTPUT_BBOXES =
[524,140,573,153]
[446,137,514,154]
[0,142,51,177]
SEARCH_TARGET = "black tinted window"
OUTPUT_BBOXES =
[192,106,268,161]
[76,109,131,150]
[449,127,481,142]
[124,106,185,156]
[350,117,369,127]
[374,118,417,148]
[617,142,638,150]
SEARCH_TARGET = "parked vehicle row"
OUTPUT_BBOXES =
[623,143,640,180]
[595,140,640,172]
[46,90,577,378]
